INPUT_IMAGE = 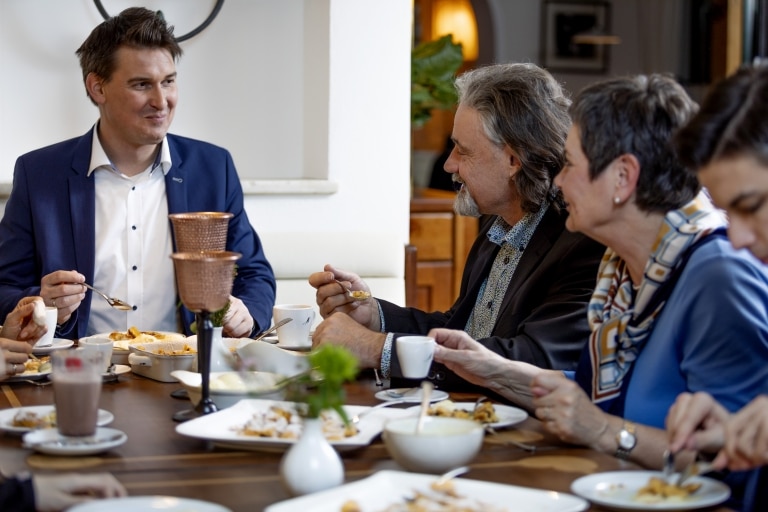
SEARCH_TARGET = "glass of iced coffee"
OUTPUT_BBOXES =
[51,349,103,437]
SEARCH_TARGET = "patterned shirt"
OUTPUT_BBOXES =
[465,204,548,338]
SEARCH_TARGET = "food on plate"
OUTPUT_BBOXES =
[634,476,702,503]
[428,399,499,424]
[23,356,51,374]
[108,326,184,350]
[339,478,508,511]
[135,343,196,356]
[236,404,357,440]
[32,298,47,326]
[11,409,56,429]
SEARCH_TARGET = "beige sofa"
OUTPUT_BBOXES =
[258,232,408,329]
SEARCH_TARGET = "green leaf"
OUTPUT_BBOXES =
[411,35,464,126]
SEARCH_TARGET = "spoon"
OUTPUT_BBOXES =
[350,399,408,425]
[251,318,292,341]
[334,279,371,301]
[434,465,470,487]
[82,283,132,311]
[415,381,434,434]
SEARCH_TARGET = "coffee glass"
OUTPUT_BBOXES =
[51,349,103,437]
[79,337,114,373]
[273,304,316,348]
[396,336,436,379]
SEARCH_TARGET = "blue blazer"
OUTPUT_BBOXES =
[0,130,276,339]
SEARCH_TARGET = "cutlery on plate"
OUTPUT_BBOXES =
[434,465,470,487]
[251,318,292,341]
[662,449,675,483]
[82,283,132,311]
[676,457,715,486]
[350,399,409,425]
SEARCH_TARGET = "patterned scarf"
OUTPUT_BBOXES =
[580,191,727,409]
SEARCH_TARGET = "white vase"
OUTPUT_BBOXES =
[208,326,231,373]
[280,417,344,496]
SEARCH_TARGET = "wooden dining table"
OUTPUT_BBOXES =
[0,367,733,511]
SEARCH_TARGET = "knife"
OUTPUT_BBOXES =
[251,318,293,342]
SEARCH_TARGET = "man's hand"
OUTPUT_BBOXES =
[40,270,87,324]
[309,264,379,330]
[312,312,386,368]
[222,295,254,338]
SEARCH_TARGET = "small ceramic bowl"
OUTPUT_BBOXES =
[382,416,484,473]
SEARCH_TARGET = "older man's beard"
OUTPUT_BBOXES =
[454,185,482,217]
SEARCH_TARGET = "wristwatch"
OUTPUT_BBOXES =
[615,421,637,460]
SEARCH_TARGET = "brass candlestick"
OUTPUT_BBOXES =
[171,251,241,422]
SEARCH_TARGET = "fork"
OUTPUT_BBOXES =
[82,283,132,311]
[663,449,675,483]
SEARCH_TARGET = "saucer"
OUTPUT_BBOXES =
[375,388,449,403]
[23,426,127,455]
[0,406,114,435]
[104,364,131,378]
[32,338,74,355]
[68,496,232,512]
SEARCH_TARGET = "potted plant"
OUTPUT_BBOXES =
[411,34,463,128]
[279,345,359,496]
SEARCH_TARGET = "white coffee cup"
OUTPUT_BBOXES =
[34,307,58,348]
[79,337,113,373]
[396,336,436,379]
[273,304,316,348]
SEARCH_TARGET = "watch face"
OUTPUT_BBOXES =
[618,429,637,450]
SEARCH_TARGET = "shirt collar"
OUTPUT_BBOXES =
[87,123,172,177]
[487,202,549,246]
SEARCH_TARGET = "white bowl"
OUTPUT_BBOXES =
[171,370,287,409]
[382,416,484,473]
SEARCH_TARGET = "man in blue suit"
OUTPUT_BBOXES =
[0,7,275,340]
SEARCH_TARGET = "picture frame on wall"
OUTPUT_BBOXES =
[541,0,611,73]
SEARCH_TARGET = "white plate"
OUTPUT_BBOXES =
[22,426,127,455]
[32,338,74,355]
[375,388,449,403]
[5,367,52,382]
[406,401,527,429]
[105,364,131,378]
[570,470,731,510]
[176,398,410,452]
[67,496,232,512]
[0,406,114,434]
[266,469,588,512]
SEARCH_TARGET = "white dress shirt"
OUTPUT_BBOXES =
[86,127,177,335]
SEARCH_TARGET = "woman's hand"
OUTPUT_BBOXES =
[221,295,254,338]
[666,391,728,460]
[530,372,610,450]
[720,395,768,471]
[2,296,47,343]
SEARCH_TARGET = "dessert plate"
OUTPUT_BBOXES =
[375,387,449,403]
[176,398,409,452]
[68,496,232,512]
[570,470,730,510]
[266,470,588,511]
[32,338,74,355]
[406,401,527,429]
[0,406,114,434]
[22,427,127,455]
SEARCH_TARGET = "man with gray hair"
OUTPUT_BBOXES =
[309,63,604,391]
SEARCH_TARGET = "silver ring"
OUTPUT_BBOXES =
[11,363,18,374]
[52,298,57,308]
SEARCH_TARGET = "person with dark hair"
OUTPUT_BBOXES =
[666,63,768,511]
[0,7,275,339]
[429,73,768,510]
[308,63,605,390]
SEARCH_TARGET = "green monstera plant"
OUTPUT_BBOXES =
[411,35,464,127]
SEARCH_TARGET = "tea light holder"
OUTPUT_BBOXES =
[171,251,241,422]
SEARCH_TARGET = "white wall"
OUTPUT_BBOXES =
[0,0,412,292]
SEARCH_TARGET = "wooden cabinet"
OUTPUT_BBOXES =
[410,188,479,312]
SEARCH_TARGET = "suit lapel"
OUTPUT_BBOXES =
[68,133,96,282]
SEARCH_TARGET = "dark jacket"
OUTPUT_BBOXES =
[383,206,604,390]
